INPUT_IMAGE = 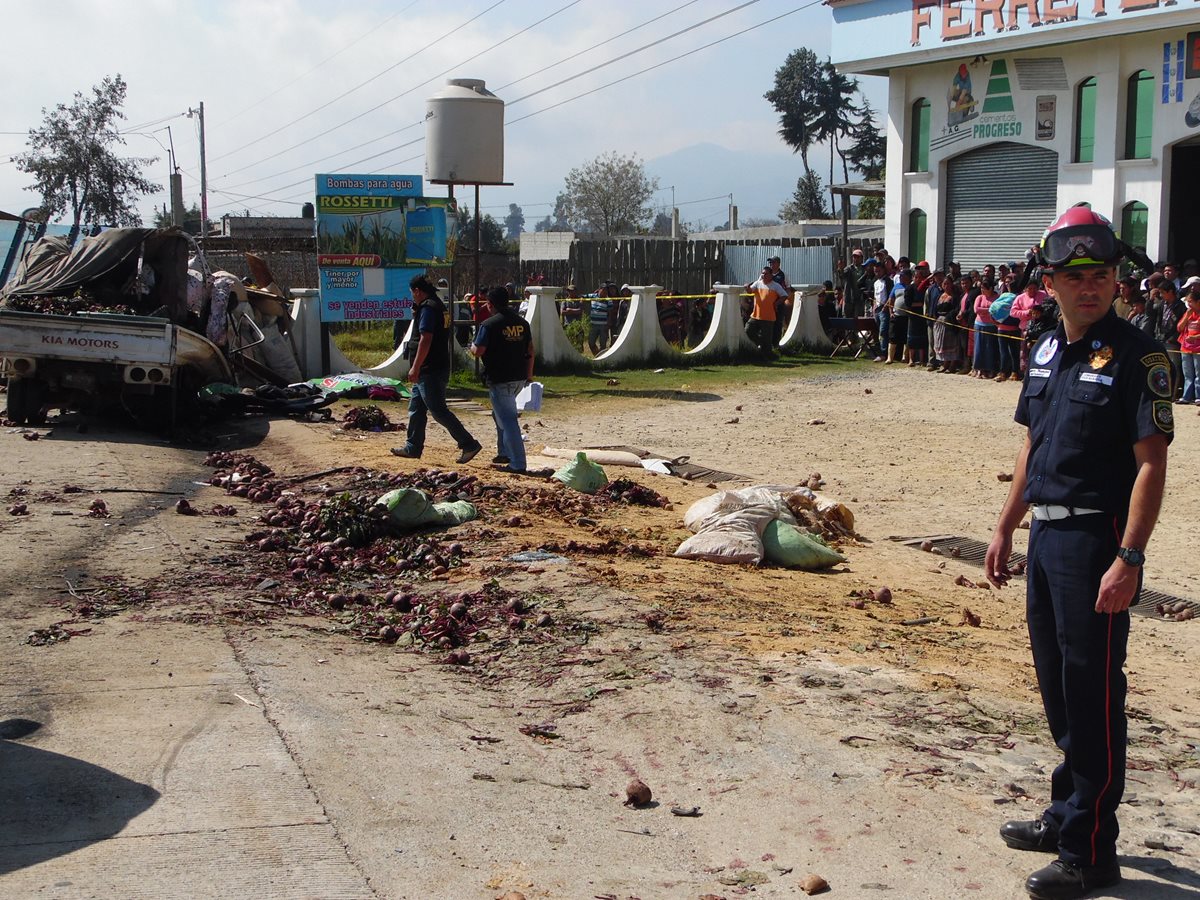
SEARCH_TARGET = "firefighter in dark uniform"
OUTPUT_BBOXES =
[986,206,1172,900]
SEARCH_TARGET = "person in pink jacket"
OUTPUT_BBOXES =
[973,278,1000,379]
[1011,281,1048,376]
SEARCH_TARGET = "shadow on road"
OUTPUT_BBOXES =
[557,388,723,402]
[0,734,159,875]
[35,409,273,451]
[1112,854,1200,897]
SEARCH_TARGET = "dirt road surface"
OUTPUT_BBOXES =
[3,364,1199,899]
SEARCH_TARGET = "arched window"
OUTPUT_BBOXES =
[1120,201,1149,255]
[1074,77,1097,163]
[910,98,931,173]
[907,208,927,263]
[1124,70,1154,160]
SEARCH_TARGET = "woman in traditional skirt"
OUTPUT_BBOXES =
[933,273,963,372]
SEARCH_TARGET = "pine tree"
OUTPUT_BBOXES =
[779,172,830,221]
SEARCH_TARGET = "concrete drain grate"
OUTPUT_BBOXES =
[891,535,1197,620]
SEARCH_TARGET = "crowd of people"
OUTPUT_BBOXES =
[390,250,1200,398]
[829,245,1200,399]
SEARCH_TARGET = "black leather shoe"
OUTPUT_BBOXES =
[390,447,420,459]
[1025,859,1120,899]
[457,444,482,464]
[1001,818,1059,853]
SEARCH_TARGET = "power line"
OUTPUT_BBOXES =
[505,2,812,127]
[218,132,429,203]
[494,0,704,92]
[212,0,725,195]
[214,0,580,183]
[212,2,816,210]
[123,112,188,133]
[216,0,423,127]
[505,0,762,106]
[233,0,761,188]
[216,119,425,192]
[210,0,507,166]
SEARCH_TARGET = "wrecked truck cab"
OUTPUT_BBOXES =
[0,227,271,428]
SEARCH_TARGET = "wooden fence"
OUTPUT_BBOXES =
[522,239,724,294]
[519,235,878,294]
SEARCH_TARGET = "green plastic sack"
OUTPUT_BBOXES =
[430,499,477,525]
[762,520,846,569]
[376,488,478,529]
[551,451,609,494]
[376,488,438,527]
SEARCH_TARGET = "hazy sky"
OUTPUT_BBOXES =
[0,0,884,229]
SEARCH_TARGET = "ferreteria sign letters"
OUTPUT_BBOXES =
[911,0,1193,46]
[831,0,1198,68]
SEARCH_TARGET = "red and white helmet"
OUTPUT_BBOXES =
[1038,205,1124,271]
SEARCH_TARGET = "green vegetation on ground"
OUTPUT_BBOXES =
[330,323,869,411]
[332,322,396,368]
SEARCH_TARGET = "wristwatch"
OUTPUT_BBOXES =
[1117,547,1145,567]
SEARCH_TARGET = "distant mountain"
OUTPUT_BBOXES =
[643,142,811,227]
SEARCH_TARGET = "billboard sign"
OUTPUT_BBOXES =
[314,173,457,323]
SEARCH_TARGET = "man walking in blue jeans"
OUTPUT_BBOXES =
[391,275,481,464]
[471,287,534,473]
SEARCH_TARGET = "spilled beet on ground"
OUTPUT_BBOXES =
[25,450,674,678]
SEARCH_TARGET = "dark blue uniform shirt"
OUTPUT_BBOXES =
[1016,308,1173,518]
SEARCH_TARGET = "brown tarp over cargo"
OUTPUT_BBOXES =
[1,228,190,323]
[1,229,153,300]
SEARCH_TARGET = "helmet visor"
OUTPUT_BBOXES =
[1041,224,1122,269]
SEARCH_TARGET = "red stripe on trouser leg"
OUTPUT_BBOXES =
[1090,611,1116,866]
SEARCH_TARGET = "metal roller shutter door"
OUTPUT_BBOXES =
[944,142,1058,271]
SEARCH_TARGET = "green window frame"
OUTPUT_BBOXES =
[910,99,930,173]
[1120,201,1149,256]
[1074,77,1097,164]
[907,208,927,263]
[1124,71,1154,160]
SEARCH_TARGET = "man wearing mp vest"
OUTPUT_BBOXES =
[471,286,534,474]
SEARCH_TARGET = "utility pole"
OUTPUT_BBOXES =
[187,103,208,244]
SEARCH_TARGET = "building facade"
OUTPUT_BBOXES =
[830,0,1200,269]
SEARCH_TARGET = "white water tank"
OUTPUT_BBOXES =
[425,78,504,184]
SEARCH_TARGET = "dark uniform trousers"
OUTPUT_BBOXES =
[1017,309,1173,869]
[1026,514,1132,867]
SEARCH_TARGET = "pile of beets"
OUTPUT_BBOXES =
[194,451,673,659]
[200,453,560,660]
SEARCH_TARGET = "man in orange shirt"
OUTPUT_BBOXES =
[745,265,787,356]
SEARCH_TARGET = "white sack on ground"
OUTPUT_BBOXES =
[683,484,808,533]
[673,504,779,565]
[539,446,644,468]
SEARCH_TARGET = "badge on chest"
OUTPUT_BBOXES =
[1088,345,1113,370]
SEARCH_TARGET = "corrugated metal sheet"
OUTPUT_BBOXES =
[724,245,834,287]
[945,142,1058,271]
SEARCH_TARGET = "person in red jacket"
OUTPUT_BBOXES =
[1176,276,1200,403]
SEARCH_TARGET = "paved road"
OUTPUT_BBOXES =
[3,415,1198,899]
[0,422,373,898]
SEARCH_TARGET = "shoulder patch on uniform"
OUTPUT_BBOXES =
[1034,338,1059,366]
[1153,400,1175,433]
[1148,364,1172,398]
[1141,352,1169,368]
